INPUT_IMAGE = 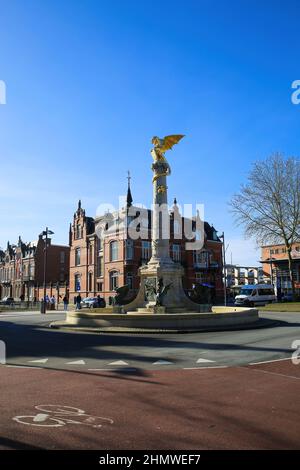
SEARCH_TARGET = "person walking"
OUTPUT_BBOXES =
[75,294,82,310]
[50,295,56,311]
[63,295,69,311]
[45,294,50,309]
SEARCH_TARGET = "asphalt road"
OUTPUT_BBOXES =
[0,310,299,450]
[0,310,299,370]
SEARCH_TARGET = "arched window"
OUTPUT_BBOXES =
[110,271,119,291]
[110,241,118,261]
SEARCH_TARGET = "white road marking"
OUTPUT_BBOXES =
[184,366,228,370]
[66,360,86,365]
[33,413,49,422]
[249,357,291,365]
[108,360,129,366]
[196,358,215,363]
[152,360,173,365]
[88,368,138,372]
[28,358,49,364]
[242,366,300,381]
[6,365,43,369]
[13,405,114,428]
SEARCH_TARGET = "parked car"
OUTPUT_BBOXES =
[81,297,106,309]
[234,284,276,307]
[0,296,14,305]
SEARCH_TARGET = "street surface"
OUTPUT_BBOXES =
[0,310,299,449]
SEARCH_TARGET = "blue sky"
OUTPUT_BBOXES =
[0,0,299,265]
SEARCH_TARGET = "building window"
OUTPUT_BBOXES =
[75,223,82,239]
[75,248,81,266]
[88,272,93,291]
[60,251,65,264]
[110,271,119,291]
[110,241,118,261]
[141,241,151,260]
[172,244,181,262]
[193,250,208,265]
[97,282,103,292]
[97,256,103,277]
[75,274,81,292]
[89,245,93,264]
[126,272,133,290]
[97,237,102,252]
[126,239,134,260]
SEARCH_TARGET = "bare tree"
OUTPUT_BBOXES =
[230,153,300,298]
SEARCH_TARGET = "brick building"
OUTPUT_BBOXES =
[69,187,224,303]
[0,234,70,302]
[261,242,300,296]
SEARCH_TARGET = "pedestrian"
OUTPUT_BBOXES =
[63,295,69,311]
[45,294,50,309]
[75,294,82,310]
[50,295,56,311]
[97,295,105,307]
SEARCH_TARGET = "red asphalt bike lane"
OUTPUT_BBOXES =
[0,360,299,450]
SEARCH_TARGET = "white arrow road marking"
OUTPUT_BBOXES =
[196,358,216,363]
[153,360,173,365]
[28,359,49,364]
[108,361,129,366]
[66,360,86,365]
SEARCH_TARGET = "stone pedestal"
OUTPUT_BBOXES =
[124,259,201,313]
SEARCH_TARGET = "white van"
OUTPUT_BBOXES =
[234,284,276,307]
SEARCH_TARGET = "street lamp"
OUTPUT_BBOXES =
[39,227,54,314]
[218,232,227,306]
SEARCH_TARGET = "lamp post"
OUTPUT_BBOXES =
[39,227,54,314]
[219,232,227,306]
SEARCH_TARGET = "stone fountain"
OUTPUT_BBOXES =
[52,135,259,332]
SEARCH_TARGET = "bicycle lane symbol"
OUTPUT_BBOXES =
[13,405,114,428]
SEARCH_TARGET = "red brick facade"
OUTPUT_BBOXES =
[69,200,224,303]
[261,242,300,294]
[0,235,70,301]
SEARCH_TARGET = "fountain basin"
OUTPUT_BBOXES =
[51,306,259,333]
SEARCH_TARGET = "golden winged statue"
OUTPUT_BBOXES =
[151,134,185,162]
